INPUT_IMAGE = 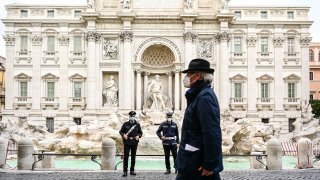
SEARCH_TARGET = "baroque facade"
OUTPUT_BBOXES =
[309,42,320,100]
[2,0,312,137]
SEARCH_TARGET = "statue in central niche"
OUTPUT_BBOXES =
[147,75,167,112]
[142,74,173,124]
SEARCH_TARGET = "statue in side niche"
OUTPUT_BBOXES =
[103,75,118,106]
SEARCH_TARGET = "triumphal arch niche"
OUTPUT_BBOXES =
[135,37,182,124]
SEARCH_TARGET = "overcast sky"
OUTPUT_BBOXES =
[0,0,319,57]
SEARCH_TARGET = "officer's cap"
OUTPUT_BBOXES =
[129,111,136,117]
[166,112,173,117]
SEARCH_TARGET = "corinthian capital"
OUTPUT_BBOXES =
[246,36,257,47]
[300,37,312,47]
[119,31,133,42]
[273,37,284,47]
[86,31,101,42]
[215,31,230,43]
[31,35,42,46]
[58,36,70,46]
[3,35,15,45]
[183,31,197,42]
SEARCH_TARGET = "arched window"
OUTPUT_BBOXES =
[309,49,314,62]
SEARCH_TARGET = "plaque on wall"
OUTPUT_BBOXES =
[103,0,118,8]
[135,0,182,9]
[199,0,213,8]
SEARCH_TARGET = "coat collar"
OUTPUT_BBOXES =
[185,81,210,103]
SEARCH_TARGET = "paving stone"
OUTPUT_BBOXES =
[1,169,320,180]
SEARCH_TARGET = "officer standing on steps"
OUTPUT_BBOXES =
[156,112,179,174]
[119,111,143,177]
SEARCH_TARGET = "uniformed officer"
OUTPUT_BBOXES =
[119,111,143,177]
[156,112,179,174]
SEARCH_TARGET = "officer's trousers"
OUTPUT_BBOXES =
[123,144,138,172]
[163,145,177,170]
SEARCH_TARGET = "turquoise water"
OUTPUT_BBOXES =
[6,156,297,170]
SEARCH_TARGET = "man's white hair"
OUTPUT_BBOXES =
[200,72,213,83]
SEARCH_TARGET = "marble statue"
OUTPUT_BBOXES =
[121,0,131,9]
[147,75,167,112]
[198,40,213,59]
[185,0,194,9]
[103,75,118,106]
[87,0,95,9]
[104,40,118,59]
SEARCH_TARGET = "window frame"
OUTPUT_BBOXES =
[310,72,314,81]
[74,10,81,18]
[260,11,268,19]
[20,10,28,18]
[260,37,269,53]
[47,36,55,53]
[20,36,28,51]
[235,11,241,19]
[287,37,295,53]
[47,10,55,18]
[288,82,296,98]
[310,49,314,62]
[287,11,294,19]
[234,37,242,53]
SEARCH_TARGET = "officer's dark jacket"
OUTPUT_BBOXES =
[177,81,223,175]
[119,121,143,146]
[156,121,179,145]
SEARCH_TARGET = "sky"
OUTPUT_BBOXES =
[0,0,319,57]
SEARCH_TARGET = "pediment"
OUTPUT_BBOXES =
[15,73,32,80]
[257,74,273,81]
[230,74,246,81]
[42,73,59,80]
[284,74,300,81]
[69,73,86,79]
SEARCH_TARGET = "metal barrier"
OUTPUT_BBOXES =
[281,142,297,156]
[32,151,101,170]
[114,154,268,170]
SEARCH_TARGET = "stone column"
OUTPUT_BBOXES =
[167,71,173,101]
[300,37,312,101]
[181,32,197,110]
[58,32,70,110]
[136,69,142,110]
[246,36,258,116]
[273,36,285,114]
[31,30,42,110]
[3,35,15,110]
[216,32,230,111]
[296,138,313,169]
[101,138,116,170]
[86,31,100,110]
[183,31,197,70]
[174,70,180,110]
[120,31,133,110]
[266,138,282,170]
[0,137,7,167]
[17,139,34,170]
[143,71,150,103]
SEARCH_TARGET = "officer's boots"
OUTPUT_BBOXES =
[130,171,136,175]
[165,169,171,174]
[122,171,127,177]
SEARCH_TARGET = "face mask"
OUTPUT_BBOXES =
[183,74,197,88]
[167,118,172,124]
[129,117,135,124]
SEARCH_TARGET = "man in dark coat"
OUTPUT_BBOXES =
[176,58,223,180]
[156,112,179,174]
[119,111,143,177]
